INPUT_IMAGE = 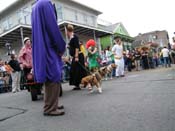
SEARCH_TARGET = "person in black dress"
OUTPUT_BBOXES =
[141,50,149,69]
[66,24,87,90]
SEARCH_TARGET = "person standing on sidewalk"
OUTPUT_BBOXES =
[112,36,125,77]
[18,37,33,91]
[32,0,66,116]
[8,54,21,93]
[133,48,141,71]
[161,46,171,68]
[18,37,32,80]
[66,24,87,90]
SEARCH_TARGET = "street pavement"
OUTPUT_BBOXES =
[0,66,175,131]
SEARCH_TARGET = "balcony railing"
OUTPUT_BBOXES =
[0,5,98,35]
[0,10,31,35]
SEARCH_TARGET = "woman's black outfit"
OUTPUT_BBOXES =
[126,53,132,72]
[142,51,149,69]
[68,35,87,90]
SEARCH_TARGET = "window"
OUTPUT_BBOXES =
[120,28,122,33]
[17,10,24,23]
[84,15,87,24]
[64,7,76,22]
[23,7,31,24]
[8,17,13,28]
[153,35,157,39]
[56,4,63,22]
[2,20,8,31]
[87,15,95,26]
[77,12,84,24]
[75,11,78,21]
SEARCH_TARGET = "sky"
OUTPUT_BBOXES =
[0,0,175,42]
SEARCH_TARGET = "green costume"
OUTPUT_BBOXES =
[88,52,100,71]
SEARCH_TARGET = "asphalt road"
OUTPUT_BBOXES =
[0,66,175,131]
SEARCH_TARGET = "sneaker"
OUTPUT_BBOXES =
[98,88,102,93]
[72,87,81,90]
[89,89,94,93]
[44,110,65,116]
[57,105,64,110]
[12,90,16,93]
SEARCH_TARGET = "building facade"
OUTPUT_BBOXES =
[0,0,113,60]
[99,22,134,50]
[133,30,170,48]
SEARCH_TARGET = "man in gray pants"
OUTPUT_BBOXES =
[32,0,66,116]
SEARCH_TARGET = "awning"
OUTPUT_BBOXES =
[0,21,113,47]
[0,24,31,47]
[58,21,113,37]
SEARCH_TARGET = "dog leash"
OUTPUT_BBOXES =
[77,61,92,75]
[0,82,42,89]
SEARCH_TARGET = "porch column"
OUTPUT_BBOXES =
[64,25,69,56]
[93,30,96,41]
[97,38,101,55]
[110,35,114,47]
[93,30,101,55]
[20,27,24,46]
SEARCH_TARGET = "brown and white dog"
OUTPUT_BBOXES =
[80,67,108,93]
[105,63,117,80]
[80,74,100,93]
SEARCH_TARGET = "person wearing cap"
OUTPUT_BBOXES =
[32,0,66,116]
[18,37,32,80]
[112,36,125,77]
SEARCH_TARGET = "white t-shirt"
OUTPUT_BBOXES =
[106,50,112,62]
[161,48,169,57]
[0,66,6,72]
[112,44,123,58]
